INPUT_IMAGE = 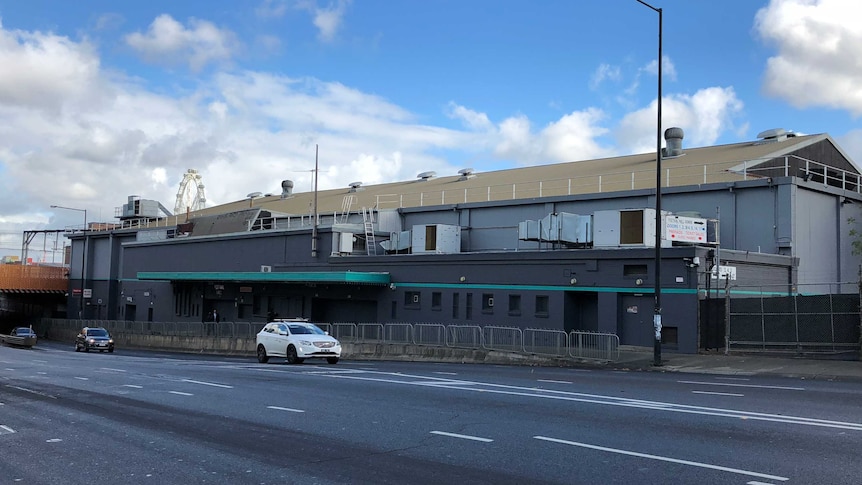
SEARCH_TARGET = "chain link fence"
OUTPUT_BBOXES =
[727,282,861,354]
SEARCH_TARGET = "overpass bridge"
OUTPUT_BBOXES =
[0,265,68,330]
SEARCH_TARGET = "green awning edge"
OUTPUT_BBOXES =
[136,271,391,285]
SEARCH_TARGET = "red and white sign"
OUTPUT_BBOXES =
[665,215,707,243]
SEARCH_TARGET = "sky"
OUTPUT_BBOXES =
[1,0,861,261]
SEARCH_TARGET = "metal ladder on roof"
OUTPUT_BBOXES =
[362,207,376,255]
[340,195,356,224]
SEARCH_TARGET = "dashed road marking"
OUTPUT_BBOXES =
[538,379,572,384]
[181,379,233,389]
[168,391,193,396]
[533,436,788,482]
[73,377,88,381]
[122,385,143,389]
[0,425,15,435]
[430,431,493,443]
[267,406,305,413]
[677,380,804,391]
[692,390,744,397]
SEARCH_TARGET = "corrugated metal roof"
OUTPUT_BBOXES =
[183,133,836,217]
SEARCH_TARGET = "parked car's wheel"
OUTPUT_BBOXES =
[108,348,114,353]
[74,343,80,352]
[83,345,90,353]
[286,345,303,364]
[326,357,339,365]
[257,344,269,363]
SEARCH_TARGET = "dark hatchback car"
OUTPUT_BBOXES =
[75,327,115,353]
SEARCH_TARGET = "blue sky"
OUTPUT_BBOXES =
[0,0,860,259]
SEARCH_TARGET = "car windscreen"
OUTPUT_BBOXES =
[288,324,325,335]
[87,329,109,337]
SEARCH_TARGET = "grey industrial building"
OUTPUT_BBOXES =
[62,128,862,354]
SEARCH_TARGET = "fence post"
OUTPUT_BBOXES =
[858,265,862,360]
[724,281,731,355]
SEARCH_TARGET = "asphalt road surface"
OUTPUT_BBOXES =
[2,341,861,484]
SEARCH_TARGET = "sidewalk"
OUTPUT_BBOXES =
[611,346,862,381]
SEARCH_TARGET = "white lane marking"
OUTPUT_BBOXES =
[168,391,193,396]
[32,360,48,363]
[692,391,744,397]
[324,372,862,431]
[73,377,89,381]
[122,385,143,389]
[46,438,62,443]
[181,379,233,389]
[677,380,804,391]
[538,379,572,384]
[37,372,47,375]
[0,425,16,434]
[100,367,127,372]
[430,431,493,443]
[267,406,305,413]
[716,377,751,381]
[433,372,458,375]
[748,482,779,485]
[533,436,788,482]
[6,385,57,399]
[4,368,13,371]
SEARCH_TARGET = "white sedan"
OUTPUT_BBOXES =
[256,320,341,364]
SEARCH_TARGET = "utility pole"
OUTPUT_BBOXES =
[311,144,319,258]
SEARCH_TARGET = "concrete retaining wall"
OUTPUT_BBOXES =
[47,328,580,367]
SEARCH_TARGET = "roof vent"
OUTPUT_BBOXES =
[348,181,364,193]
[756,128,795,143]
[662,127,685,158]
[458,168,476,181]
[417,171,437,181]
[281,180,294,198]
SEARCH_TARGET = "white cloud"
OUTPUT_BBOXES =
[755,0,862,116]
[446,102,493,131]
[0,20,104,113]
[125,14,240,71]
[255,0,289,19]
[643,55,678,82]
[837,129,862,169]
[296,0,352,42]
[590,63,622,90]
[616,86,744,153]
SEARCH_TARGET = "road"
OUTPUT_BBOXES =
[1,341,861,484]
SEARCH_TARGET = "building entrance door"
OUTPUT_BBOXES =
[619,294,651,347]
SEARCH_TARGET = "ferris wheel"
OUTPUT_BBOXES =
[174,169,207,214]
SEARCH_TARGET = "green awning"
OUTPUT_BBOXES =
[136,271,391,285]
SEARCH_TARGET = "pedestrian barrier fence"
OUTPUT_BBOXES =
[41,319,620,362]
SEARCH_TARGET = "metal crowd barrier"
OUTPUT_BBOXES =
[41,318,620,362]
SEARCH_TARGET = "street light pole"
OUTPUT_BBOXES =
[51,205,87,319]
[636,0,663,366]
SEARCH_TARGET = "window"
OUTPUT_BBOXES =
[405,291,421,308]
[482,293,494,313]
[391,300,397,319]
[452,293,460,319]
[535,295,549,317]
[624,264,649,276]
[508,294,521,316]
[662,326,678,346]
[466,293,473,320]
[431,292,442,311]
